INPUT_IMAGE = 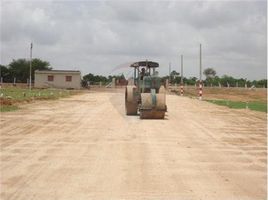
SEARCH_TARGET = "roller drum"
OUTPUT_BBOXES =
[140,93,166,110]
[125,86,138,115]
[140,92,166,119]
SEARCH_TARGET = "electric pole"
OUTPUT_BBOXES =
[181,55,183,84]
[199,43,202,82]
[169,62,171,82]
[199,43,203,100]
[180,54,184,96]
[29,42,33,90]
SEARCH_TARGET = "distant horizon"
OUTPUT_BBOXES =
[1,57,266,81]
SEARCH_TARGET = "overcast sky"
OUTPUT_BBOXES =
[1,0,267,80]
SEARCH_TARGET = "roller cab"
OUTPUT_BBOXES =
[140,89,166,119]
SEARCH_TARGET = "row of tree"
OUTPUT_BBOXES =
[81,73,126,87]
[0,58,267,88]
[165,74,267,88]
[166,68,267,88]
[0,58,51,83]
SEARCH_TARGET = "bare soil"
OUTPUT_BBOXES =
[171,86,267,103]
[0,98,12,106]
[1,90,267,200]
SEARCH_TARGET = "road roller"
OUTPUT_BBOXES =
[125,61,167,119]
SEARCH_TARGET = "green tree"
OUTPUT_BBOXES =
[0,65,12,82]
[169,70,180,84]
[82,73,109,84]
[203,68,216,86]
[161,75,169,85]
[255,79,267,88]
[236,78,247,87]
[220,75,236,87]
[203,68,216,79]
[8,59,29,83]
[211,76,221,86]
[31,58,51,79]
[185,77,197,85]
[8,58,51,83]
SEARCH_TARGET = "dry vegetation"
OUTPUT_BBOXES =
[171,86,267,102]
[170,86,267,112]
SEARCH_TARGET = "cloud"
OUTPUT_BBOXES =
[1,0,267,80]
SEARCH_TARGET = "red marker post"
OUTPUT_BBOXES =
[180,84,184,96]
[199,81,203,100]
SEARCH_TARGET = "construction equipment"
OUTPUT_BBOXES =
[125,61,167,119]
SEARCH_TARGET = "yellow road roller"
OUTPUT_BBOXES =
[125,61,167,119]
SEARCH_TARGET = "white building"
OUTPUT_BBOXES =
[35,70,81,89]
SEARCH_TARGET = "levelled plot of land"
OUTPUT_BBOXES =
[0,90,267,200]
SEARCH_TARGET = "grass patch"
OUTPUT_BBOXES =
[206,99,267,113]
[0,87,78,112]
[0,88,72,101]
[0,105,19,112]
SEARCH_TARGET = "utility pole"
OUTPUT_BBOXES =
[199,43,203,100]
[199,43,202,82]
[180,55,184,96]
[181,55,183,84]
[29,42,33,90]
[169,62,171,82]
[169,62,171,75]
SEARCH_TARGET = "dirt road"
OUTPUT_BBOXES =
[1,90,267,200]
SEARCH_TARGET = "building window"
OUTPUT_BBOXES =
[66,76,72,82]
[48,75,54,81]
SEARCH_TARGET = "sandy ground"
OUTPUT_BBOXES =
[1,90,267,200]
